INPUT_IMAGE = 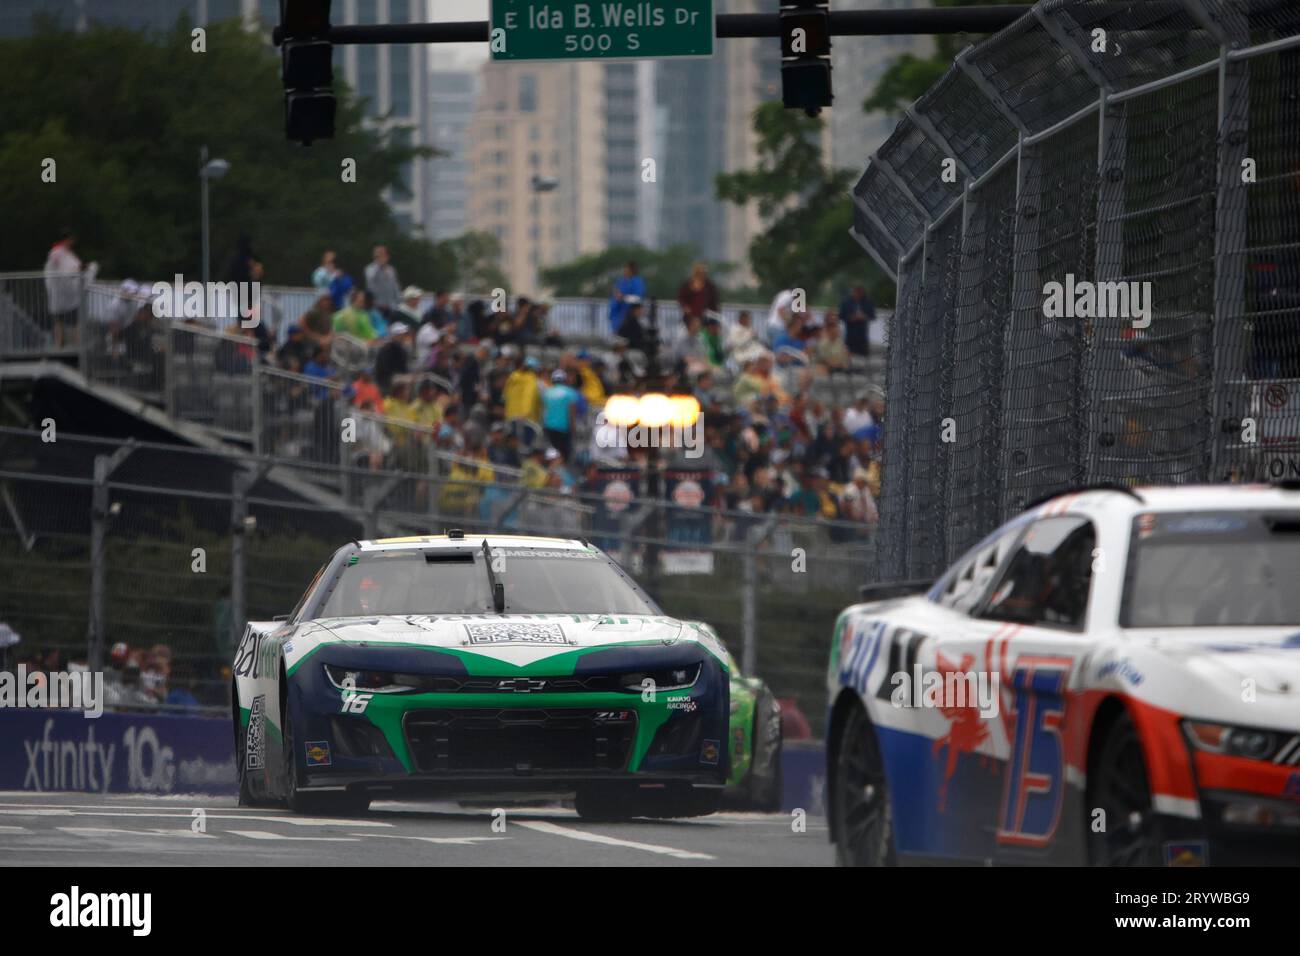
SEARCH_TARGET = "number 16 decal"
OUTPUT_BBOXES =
[997,656,1071,847]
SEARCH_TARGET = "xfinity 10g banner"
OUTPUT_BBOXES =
[0,709,236,795]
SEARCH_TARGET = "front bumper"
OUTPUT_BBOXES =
[287,642,730,794]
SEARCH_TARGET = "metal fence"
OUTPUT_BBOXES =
[0,426,872,731]
[852,0,1300,581]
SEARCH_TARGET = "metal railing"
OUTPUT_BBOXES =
[852,0,1300,581]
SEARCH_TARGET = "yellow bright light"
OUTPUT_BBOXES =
[603,394,641,427]
[603,393,702,428]
[668,395,701,428]
[637,393,673,428]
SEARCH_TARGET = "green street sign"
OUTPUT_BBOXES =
[489,1,714,61]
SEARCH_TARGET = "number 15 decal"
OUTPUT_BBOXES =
[997,657,1071,847]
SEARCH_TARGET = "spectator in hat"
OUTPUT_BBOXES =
[840,467,880,526]
[542,368,581,460]
[396,285,424,326]
[364,244,401,314]
[421,290,452,330]
[375,322,412,392]
[609,260,646,333]
[487,421,521,468]
[276,324,312,370]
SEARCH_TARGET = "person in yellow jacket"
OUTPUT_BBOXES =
[574,349,606,407]
[438,450,495,516]
[520,445,548,489]
[503,356,544,422]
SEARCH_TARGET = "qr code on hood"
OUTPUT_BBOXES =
[466,622,570,645]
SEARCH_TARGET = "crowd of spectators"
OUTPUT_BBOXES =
[98,244,887,530]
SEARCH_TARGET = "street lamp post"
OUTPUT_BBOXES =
[199,146,231,287]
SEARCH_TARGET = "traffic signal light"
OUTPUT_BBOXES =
[780,1,832,116]
[281,0,335,145]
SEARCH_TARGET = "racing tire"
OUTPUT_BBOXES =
[282,694,370,816]
[748,710,784,813]
[832,701,896,866]
[1086,710,1162,866]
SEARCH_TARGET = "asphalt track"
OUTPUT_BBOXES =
[0,792,833,866]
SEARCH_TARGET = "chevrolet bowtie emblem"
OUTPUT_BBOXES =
[500,678,546,693]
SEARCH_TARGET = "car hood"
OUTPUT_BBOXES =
[299,613,718,669]
[1135,627,1300,696]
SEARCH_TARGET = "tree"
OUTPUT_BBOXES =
[539,244,736,301]
[0,21,438,287]
[436,232,509,294]
[715,103,892,306]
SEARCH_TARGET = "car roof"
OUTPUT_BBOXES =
[357,533,589,553]
[1040,484,1300,520]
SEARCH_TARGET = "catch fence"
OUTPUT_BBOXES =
[852,0,1300,580]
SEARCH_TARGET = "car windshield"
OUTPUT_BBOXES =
[1121,511,1300,627]
[317,546,658,618]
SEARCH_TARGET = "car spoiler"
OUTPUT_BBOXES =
[858,580,932,602]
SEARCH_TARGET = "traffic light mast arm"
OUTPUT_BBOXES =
[271,6,1023,46]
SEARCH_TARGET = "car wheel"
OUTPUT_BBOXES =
[1087,710,1161,866]
[282,692,369,816]
[749,712,783,813]
[832,702,895,866]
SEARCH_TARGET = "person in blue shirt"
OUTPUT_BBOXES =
[609,260,646,334]
[541,368,581,460]
[329,265,354,310]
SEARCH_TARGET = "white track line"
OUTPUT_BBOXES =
[516,820,715,860]
[57,826,216,839]
[229,830,361,842]
[0,808,390,827]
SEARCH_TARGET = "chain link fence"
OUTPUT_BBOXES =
[853,0,1300,582]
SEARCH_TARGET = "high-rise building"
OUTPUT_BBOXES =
[829,0,935,172]
[1,0,431,235]
[654,0,779,284]
[426,70,479,241]
[465,60,611,294]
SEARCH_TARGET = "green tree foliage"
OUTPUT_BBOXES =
[539,243,736,301]
[0,21,471,289]
[715,103,892,306]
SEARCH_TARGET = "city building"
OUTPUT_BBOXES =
[830,0,936,172]
[426,70,478,241]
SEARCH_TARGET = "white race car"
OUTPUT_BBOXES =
[826,484,1300,866]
